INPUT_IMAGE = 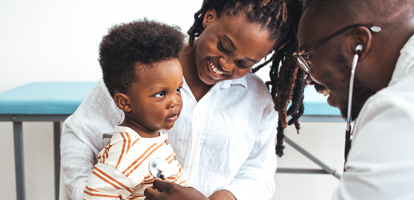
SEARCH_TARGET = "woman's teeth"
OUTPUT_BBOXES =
[209,60,226,75]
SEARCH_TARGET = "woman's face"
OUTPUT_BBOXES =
[194,9,276,85]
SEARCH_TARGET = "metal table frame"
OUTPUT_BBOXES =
[276,115,344,180]
[0,114,69,200]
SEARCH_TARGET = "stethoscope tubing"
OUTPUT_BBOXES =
[344,44,363,164]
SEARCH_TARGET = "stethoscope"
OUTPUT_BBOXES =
[344,44,364,166]
[149,158,168,180]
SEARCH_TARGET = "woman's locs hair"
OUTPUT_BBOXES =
[188,0,289,48]
[187,0,305,157]
[268,0,305,157]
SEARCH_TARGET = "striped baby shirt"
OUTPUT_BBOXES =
[82,126,187,200]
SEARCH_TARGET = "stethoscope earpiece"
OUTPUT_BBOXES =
[355,44,363,53]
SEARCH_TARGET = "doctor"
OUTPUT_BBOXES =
[295,0,414,199]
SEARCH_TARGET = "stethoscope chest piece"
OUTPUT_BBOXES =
[149,157,168,180]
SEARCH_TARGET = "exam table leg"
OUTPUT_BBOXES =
[54,122,61,200]
[14,121,26,200]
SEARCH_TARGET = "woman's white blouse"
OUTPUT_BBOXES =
[61,73,278,200]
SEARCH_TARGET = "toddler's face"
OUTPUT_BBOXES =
[127,58,183,131]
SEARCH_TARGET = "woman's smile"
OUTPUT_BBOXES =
[207,59,230,78]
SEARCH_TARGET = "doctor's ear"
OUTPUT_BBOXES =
[114,92,132,112]
[202,9,217,28]
[352,26,373,58]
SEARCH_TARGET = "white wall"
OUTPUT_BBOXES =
[0,0,203,93]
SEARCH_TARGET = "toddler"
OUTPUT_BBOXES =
[82,19,187,200]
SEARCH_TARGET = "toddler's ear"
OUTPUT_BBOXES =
[114,92,132,112]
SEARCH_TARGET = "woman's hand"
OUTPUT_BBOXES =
[144,179,208,200]
[208,190,236,200]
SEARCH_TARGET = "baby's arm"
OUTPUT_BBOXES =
[83,163,135,200]
[61,79,123,199]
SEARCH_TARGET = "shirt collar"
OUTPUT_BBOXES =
[389,34,414,86]
[217,75,248,89]
[181,75,248,92]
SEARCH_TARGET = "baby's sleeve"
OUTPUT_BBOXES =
[82,163,135,200]
[176,163,188,187]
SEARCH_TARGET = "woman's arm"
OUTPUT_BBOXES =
[61,79,123,200]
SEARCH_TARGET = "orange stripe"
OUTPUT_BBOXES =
[126,132,131,153]
[165,152,174,162]
[165,152,174,164]
[179,180,188,186]
[144,176,154,181]
[84,190,121,198]
[130,138,140,148]
[144,176,155,181]
[128,195,146,199]
[126,142,164,177]
[92,171,121,190]
[102,145,110,164]
[116,132,127,169]
[143,181,155,185]
[143,177,155,184]
[85,186,101,193]
[123,143,157,174]
[106,144,112,159]
[168,157,174,164]
[94,167,134,193]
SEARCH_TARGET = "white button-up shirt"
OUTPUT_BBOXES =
[61,73,278,200]
[332,35,414,199]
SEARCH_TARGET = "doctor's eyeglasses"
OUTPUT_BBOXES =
[293,24,381,76]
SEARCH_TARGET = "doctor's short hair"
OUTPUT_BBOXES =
[99,19,185,97]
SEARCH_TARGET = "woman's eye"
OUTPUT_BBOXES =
[155,91,165,98]
[218,40,230,53]
[176,87,182,93]
[237,61,248,69]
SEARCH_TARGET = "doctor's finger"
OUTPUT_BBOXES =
[144,186,163,200]
[153,179,175,192]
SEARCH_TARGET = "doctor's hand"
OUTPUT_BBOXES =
[144,179,208,200]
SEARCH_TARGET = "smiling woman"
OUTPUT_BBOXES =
[184,0,306,157]
[183,8,275,96]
